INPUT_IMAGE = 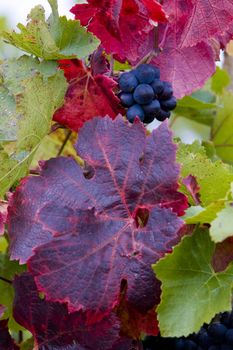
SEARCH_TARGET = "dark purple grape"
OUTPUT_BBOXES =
[126,104,145,123]
[159,81,173,100]
[134,64,160,83]
[143,114,155,124]
[225,329,233,345]
[119,72,138,92]
[209,346,221,350]
[221,312,233,327]
[175,338,186,350]
[198,329,213,348]
[184,339,197,350]
[133,84,154,104]
[156,109,171,121]
[150,79,164,94]
[208,323,227,342]
[142,99,160,116]
[119,92,134,107]
[160,96,177,111]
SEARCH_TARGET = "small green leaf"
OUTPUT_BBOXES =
[211,92,233,163]
[211,67,230,95]
[177,95,216,110]
[185,200,226,224]
[177,142,233,206]
[153,228,233,337]
[1,1,99,59]
[210,205,233,242]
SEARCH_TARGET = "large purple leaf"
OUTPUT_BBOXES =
[8,117,187,316]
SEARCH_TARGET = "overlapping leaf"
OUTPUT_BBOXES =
[0,253,26,331]
[177,142,233,206]
[154,228,233,337]
[13,272,133,350]
[2,0,99,60]
[0,55,67,197]
[8,117,187,318]
[53,59,125,131]
[71,0,166,64]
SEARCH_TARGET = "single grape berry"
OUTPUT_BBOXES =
[175,338,186,350]
[208,324,227,342]
[142,99,160,116]
[134,64,160,83]
[150,79,164,94]
[119,92,134,107]
[133,84,154,104]
[159,81,173,100]
[160,96,177,111]
[126,104,145,123]
[225,329,233,345]
[198,329,213,348]
[119,72,138,92]
[156,109,171,121]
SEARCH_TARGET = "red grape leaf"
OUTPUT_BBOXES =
[151,2,216,98]
[212,237,233,273]
[71,0,166,64]
[182,175,201,205]
[179,0,233,48]
[0,320,19,350]
[13,272,133,350]
[53,60,124,131]
[8,117,187,317]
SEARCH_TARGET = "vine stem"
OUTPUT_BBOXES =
[56,130,72,157]
[0,276,12,284]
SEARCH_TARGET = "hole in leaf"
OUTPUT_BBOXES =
[83,162,95,179]
[120,279,128,294]
[134,207,149,228]
[139,153,144,164]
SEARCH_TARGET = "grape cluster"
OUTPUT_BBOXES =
[142,310,233,350]
[118,64,176,124]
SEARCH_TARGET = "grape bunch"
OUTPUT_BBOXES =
[142,309,233,350]
[118,64,177,124]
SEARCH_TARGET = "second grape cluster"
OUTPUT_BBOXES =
[118,64,177,124]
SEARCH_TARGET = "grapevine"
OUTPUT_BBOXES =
[0,1,233,350]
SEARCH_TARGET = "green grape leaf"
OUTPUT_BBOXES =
[210,204,233,242]
[0,253,26,331]
[0,56,67,197]
[211,92,233,163]
[184,200,226,224]
[1,0,99,59]
[211,67,230,95]
[153,228,233,337]
[177,95,216,110]
[175,94,216,126]
[177,142,233,206]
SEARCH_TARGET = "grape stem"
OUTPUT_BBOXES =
[57,130,72,157]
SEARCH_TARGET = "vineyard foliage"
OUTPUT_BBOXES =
[0,0,233,349]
